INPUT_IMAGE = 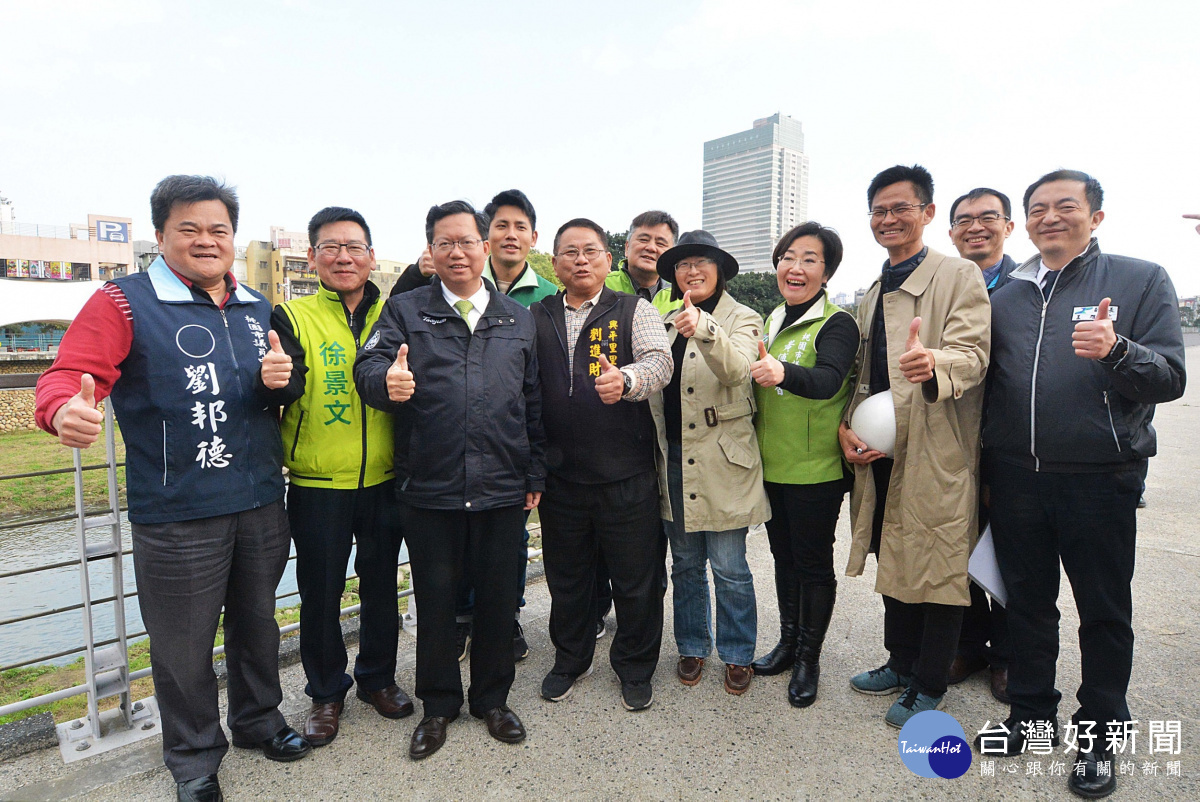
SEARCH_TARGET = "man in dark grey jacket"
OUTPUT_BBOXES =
[979,170,1185,800]
[354,200,545,761]
[946,187,1020,703]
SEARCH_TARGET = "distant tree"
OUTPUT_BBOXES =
[527,250,563,289]
[726,271,783,319]
[607,231,627,265]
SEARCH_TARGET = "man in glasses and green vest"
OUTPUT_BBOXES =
[261,206,412,749]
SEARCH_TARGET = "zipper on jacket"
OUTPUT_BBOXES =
[220,308,259,507]
[1027,281,1055,471]
[1103,391,1122,452]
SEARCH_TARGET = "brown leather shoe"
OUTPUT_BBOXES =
[990,667,1010,704]
[947,654,989,685]
[303,701,342,747]
[357,684,415,719]
[408,713,458,760]
[677,656,704,686]
[472,706,526,744]
[724,664,753,695]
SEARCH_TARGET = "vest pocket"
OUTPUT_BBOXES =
[161,419,170,486]
[290,410,305,461]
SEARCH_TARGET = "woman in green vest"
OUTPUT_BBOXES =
[749,222,859,708]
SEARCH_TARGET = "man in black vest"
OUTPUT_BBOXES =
[533,218,673,712]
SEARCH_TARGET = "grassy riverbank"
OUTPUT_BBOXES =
[0,426,127,518]
[0,577,418,726]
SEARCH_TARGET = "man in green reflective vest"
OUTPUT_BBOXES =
[260,206,413,749]
[605,210,682,316]
[452,189,558,664]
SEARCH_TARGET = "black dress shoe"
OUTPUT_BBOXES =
[472,706,526,744]
[231,726,312,762]
[974,717,1059,757]
[1068,748,1117,798]
[177,774,223,802]
[409,713,458,760]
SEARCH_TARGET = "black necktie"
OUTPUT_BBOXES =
[1041,270,1059,300]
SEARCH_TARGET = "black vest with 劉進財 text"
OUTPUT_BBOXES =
[533,289,656,484]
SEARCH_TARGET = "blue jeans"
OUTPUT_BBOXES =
[665,442,757,666]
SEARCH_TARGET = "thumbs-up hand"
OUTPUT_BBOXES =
[260,329,294,389]
[52,373,104,449]
[387,343,415,402]
[594,353,625,405]
[750,340,785,387]
[898,316,934,384]
[674,290,701,339]
[1072,297,1118,360]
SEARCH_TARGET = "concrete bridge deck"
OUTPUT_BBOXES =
[2,348,1198,801]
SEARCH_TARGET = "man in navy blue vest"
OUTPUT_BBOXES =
[533,218,673,712]
[36,176,309,802]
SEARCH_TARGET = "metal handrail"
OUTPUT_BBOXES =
[0,538,544,716]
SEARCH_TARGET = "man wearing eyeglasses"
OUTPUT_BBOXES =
[450,189,559,666]
[259,207,413,749]
[533,218,673,712]
[979,170,1185,798]
[949,188,1018,293]
[354,200,544,760]
[839,164,991,730]
[944,187,1018,704]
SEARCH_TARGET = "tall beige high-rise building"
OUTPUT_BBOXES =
[702,113,809,273]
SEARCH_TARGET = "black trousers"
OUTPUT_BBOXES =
[288,480,403,704]
[132,500,290,783]
[957,580,1009,669]
[988,459,1140,727]
[404,503,524,717]
[764,478,848,587]
[540,471,663,683]
[870,458,963,697]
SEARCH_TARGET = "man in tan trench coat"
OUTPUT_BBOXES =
[838,164,990,729]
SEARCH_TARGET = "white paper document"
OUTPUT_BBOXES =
[968,524,1008,608]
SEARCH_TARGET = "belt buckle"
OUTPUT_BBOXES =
[704,407,718,427]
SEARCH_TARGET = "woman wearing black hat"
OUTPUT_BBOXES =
[648,230,770,696]
[749,222,859,707]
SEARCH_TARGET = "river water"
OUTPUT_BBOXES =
[0,514,407,669]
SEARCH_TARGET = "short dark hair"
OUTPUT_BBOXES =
[484,189,536,231]
[151,175,239,233]
[307,206,372,246]
[553,218,608,254]
[668,263,727,302]
[772,221,844,281]
[425,200,488,244]
[1023,169,1103,214]
[949,188,1012,222]
[628,210,679,242]
[867,164,934,207]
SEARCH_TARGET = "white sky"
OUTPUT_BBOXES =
[4,0,1198,296]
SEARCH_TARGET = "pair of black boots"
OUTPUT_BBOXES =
[751,577,836,707]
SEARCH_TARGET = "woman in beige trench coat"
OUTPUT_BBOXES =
[648,231,771,696]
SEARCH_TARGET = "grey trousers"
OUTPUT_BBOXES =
[132,499,291,782]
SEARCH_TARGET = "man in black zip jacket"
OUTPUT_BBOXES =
[355,200,545,760]
[979,170,1185,800]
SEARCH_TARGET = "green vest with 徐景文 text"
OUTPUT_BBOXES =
[754,293,853,485]
[278,285,394,489]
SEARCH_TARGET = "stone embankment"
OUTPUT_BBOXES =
[0,389,37,433]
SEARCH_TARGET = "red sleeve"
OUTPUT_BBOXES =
[35,284,134,435]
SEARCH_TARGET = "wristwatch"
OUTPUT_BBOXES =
[621,370,634,395]
[1100,335,1129,366]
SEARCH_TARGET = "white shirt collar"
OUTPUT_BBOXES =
[440,278,489,314]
